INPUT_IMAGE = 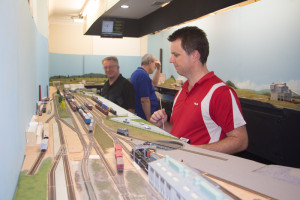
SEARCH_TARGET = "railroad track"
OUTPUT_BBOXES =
[47,93,76,200]
[64,99,97,200]
[74,94,132,200]
[28,151,46,175]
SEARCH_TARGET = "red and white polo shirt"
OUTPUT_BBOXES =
[170,72,246,145]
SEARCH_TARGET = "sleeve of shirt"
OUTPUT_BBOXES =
[210,86,246,133]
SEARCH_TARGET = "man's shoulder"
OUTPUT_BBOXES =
[103,80,110,88]
[131,69,148,81]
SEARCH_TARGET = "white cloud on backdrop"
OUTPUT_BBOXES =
[235,80,300,94]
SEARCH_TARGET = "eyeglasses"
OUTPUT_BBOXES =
[103,65,117,70]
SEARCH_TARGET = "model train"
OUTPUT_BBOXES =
[115,144,124,173]
[78,108,91,124]
[88,118,94,132]
[40,125,49,151]
[84,101,93,110]
[91,95,117,115]
[131,144,160,173]
[95,103,109,115]
[117,128,129,136]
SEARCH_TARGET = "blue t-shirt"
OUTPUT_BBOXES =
[130,67,158,120]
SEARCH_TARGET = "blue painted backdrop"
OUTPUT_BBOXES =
[0,0,49,199]
[148,0,300,94]
[50,0,300,94]
[49,54,142,79]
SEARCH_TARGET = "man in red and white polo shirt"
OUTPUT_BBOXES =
[150,26,248,154]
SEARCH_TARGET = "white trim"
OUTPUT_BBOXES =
[201,83,225,143]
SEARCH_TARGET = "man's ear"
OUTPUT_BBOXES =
[192,50,200,62]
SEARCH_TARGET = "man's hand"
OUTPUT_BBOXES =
[150,109,167,128]
[155,60,161,72]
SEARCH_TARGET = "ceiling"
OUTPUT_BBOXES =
[48,0,172,24]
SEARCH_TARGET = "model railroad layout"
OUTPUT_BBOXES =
[28,88,239,200]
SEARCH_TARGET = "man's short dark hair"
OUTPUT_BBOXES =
[168,26,209,64]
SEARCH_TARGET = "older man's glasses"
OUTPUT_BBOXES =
[103,65,117,70]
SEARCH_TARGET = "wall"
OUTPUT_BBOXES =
[49,23,94,55]
[0,0,49,199]
[148,0,300,94]
[50,54,141,79]
[49,22,145,79]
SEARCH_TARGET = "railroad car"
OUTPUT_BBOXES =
[86,112,93,119]
[91,95,102,105]
[79,108,91,124]
[101,103,108,110]
[110,108,117,115]
[72,99,80,110]
[107,107,117,115]
[88,118,94,132]
[95,104,108,115]
[91,95,117,115]
[131,145,158,173]
[42,104,47,113]
[115,144,124,172]
[84,102,93,110]
[69,101,77,111]
[117,128,129,136]
[43,129,49,139]
[40,138,48,151]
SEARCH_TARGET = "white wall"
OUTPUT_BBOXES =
[49,23,94,54]
[93,37,141,56]
[49,22,146,56]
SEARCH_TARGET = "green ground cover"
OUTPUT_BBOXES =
[49,77,107,86]
[55,95,69,118]
[93,124,114,153]
[14,158,52,200]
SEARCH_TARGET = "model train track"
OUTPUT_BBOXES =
[64,95,97,200]
[47,93,76,200]
[48,146,64,200]
[75,94,132,200]
[28,151,46,175]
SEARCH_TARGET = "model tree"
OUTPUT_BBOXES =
[61,100,65,109]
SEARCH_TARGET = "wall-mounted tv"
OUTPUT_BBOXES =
[101,19,124,38]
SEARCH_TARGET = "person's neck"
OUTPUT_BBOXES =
[187,64,209,91]
[108,74,120,85]
[141,65,150,74]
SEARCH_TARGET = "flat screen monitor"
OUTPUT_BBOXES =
[101,19,124,38]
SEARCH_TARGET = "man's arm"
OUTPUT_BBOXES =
[196,125,248,154]
[141,97,152,121]
[150,109,173,133]
[123,81,135,113]
[152,60,161,86]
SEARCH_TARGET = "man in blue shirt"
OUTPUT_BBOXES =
[130,54,161,121]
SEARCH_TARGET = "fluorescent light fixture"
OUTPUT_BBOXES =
[74,18,84,23]
[121,4,129,8]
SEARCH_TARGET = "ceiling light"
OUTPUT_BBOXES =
[74,18,84,23]
[121,5,129,9]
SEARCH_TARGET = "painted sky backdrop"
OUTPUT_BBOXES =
[49,0,300,94]
[148,0,300,94]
